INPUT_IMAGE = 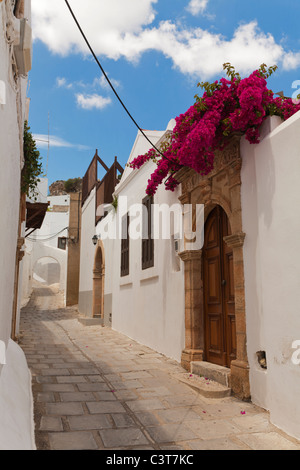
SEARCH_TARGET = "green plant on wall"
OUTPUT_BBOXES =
[64,177,82,193]
[111,196,118,211]
[21,121,43,198]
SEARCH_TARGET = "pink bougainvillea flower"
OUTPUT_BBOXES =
[241,411,246,415]
[130,64,300,196]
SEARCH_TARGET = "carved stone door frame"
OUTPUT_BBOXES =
[177,136,250,399]
[92,240,105,319]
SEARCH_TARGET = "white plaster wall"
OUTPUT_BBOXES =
[78,188,119,320]
[241,113,300,440]
[48,194,70,208]
[78,188,97,317]
[35,208,69,249]
[0,340,35,450]
[20,237,33,307]
[79,125,185,361]
[28,177,48,203]
[0,0,35,449]
[0,0,23,348]
[112,182,185,362]
[30,241,67,292]
[21,193,70,307]
[101,128,185,363]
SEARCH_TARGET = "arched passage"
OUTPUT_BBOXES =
[33,256,61,286]
[92,241,105,319]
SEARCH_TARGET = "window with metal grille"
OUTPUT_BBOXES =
[120,213,129,277]
[142,195,154,270]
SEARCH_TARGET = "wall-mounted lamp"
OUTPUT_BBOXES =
[92,234,100,246]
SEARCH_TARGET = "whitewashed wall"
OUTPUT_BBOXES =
[241,113,300,440]
[0,0,35,450]
[79,125,185,361]
[21,189,70,306]
[78,188,97,317]
[111,165,185,362]
[96,127,185,362]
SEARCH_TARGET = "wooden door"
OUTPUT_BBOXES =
[203,206,236,367]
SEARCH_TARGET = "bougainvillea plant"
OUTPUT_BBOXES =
[130,63,300,196]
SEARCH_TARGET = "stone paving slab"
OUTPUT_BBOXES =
[19,284,300,451]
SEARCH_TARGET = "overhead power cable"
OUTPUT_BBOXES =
[64,0,171,164]
[27,227,69,242]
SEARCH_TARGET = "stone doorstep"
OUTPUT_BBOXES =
[172,372,231,399]
[191,361,231,387]
[172,361,232,399]
[77,316,104,326]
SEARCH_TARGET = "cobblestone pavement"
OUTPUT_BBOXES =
[19,283,300,451]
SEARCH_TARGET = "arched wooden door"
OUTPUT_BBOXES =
[92,243,105,319]
[203,206,236,367]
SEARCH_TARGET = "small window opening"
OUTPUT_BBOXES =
[256,351,267,369]
[58,237,67,250]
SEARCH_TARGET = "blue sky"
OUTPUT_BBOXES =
[28,0,300,186]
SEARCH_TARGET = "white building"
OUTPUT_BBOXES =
[0,0,36,450]
[107,121,185,361]
[78,113,300,441]
[21,179,70,307]
[241,113,300,440]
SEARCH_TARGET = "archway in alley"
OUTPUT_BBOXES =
[92,241,105,319]
[33,256,61,286]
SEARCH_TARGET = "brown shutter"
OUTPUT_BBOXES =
[120,213,129,277]
[142,196,154,270]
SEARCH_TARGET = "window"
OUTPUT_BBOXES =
[58,237,67,250]
[142,196,154,270]
[120,213,129,277]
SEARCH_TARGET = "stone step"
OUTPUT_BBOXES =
[78,316,104,326]
[173,372,231,398]
[191,361,231,387]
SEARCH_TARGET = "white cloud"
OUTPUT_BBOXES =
[34,134,90,151]
[94,75,121,91]
[282,51,300,71]
[123,20,294,79]
[31,1,300,80]
[55,75,121,92]
[56,77,73,89]
[31,0,158,57]
[186,0,209,15]
[76,93,112,110]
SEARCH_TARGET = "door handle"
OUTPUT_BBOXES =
[221,279,226,286]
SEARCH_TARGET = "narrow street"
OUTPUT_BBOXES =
[19,283,300,451]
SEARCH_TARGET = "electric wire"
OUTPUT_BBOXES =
[64,0,172,165]
[27,227,69,242]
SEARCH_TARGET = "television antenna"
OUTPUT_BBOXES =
[34,112,50,177]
